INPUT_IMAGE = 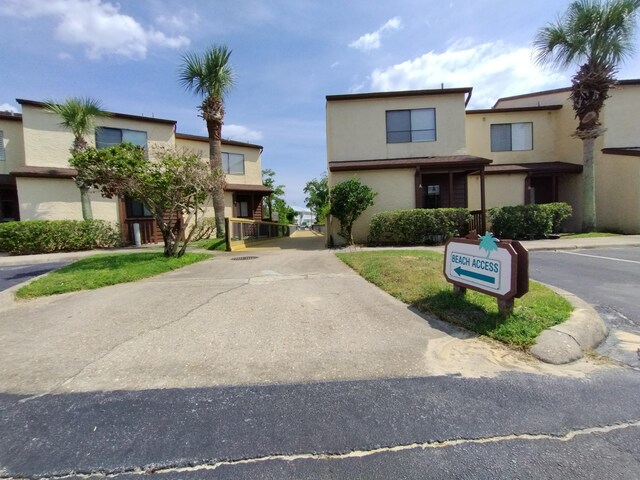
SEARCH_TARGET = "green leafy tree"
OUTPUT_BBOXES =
[534,0,640,231]
[70,143,225,257]
[303,173,329,224]
[329,177,376,244]
[44,97,110,220]
[262,168,296,224]
[262,168,284,221]
[179,45,235,238]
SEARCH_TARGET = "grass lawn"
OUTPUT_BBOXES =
[189,238,228,251]
[561,232,621,239]
[16,252,212,299]
[337,250,572,348]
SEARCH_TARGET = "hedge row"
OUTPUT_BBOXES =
[488,202,572,239]
[368,208,471,245]
[0,220,124,255]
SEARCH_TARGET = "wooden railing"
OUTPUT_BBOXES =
[123,218,158,244]
[225,217,294,251]
[468,210,486,234]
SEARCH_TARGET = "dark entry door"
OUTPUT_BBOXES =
[421,173,467,208]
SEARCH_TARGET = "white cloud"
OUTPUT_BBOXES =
[0,103,20,113]
[349,16,402,52]
[370,40,567,108]
[57,52,73,61]
[222,124,264,143]
[0,0,189,59]
[155,12,200,31]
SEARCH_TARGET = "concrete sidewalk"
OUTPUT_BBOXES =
[0,232,602,397]
[339,234,640,254]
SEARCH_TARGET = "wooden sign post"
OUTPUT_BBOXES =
[443,232,528,315]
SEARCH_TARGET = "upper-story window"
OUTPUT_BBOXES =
[95,127,148,150]
[386,108,436,143]
[490,122,533,152]
[0,130,5,161]
[222,152,245,175]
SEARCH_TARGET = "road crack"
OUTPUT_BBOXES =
[17,281,249,404]
[5,419,639,479]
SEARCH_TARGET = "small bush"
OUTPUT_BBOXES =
[0,220,123,255]
[190,216,217,241]
[368,208,471,245]
[540,202,573,233]
[488,202,572,239]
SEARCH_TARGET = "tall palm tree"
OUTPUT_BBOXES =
[534,0,640,232]
[179,45,235,237]
[44,97,109,220]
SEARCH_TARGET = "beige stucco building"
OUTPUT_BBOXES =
[326,88,492,244]
[326,80,640,243]
[0,99,269,243]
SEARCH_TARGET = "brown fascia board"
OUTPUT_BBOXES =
[466,105,563,115]
[491,79,640,108]
[11,166,77,179]
[326,87,473,102]
[329,155,492,172]
[225,183,273,193]
[482,162,583,175]
[601,147,640,157]
[16,98,176,126]
[0,111,22,122]
[492,87,571,108]
[175,132,263,150]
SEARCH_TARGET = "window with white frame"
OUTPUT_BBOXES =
[0,130,5,161]
[95,127,148,150]
[222,152,245,175]
[386,108,436,143]
[490,122,533,151]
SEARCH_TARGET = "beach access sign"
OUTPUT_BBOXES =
[444,233,528,302]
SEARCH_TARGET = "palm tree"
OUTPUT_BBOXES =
[179,45,235,237]
[534,0,640,232]
[44,97,109,220]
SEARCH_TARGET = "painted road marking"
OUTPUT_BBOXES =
[559,251,640,265]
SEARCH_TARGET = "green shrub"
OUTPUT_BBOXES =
[0,220,124,255]
[540,202,573,233]
[488,202,572,239]
[368,208,471,245]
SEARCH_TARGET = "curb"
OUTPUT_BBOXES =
[530,284,608,364]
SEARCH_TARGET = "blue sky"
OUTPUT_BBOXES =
[1,0,639,207]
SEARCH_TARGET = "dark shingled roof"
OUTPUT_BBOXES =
[11,166,77,178]
[481,162,583,175]
[328,155,492,172]
[225,183,273,194]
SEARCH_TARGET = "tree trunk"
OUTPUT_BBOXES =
[207,118,226,238]
[582,136,596,232]
[80,186,93,221]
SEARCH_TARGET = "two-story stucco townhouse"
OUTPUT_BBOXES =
[326,80,640,244]
[0,99,270,244]
[467,79,640,234]
[326,88,493,244]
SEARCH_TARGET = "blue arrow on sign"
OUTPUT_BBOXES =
[454,266,496,284]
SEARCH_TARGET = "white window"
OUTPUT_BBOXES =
[386,108,436,143]
[222,152,245,174]
[491,123,533,151]
[0,131,5,161]
[96,127,148,150]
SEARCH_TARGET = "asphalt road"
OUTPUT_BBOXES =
[530,246,640,368]
[1,370,639,479]
[0,261,71,292]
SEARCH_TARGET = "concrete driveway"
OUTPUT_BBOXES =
[0,232,601,397]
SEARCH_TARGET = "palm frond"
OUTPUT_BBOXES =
[533,0,640,70]
[44,97,109,138]
[178,45,235,102]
